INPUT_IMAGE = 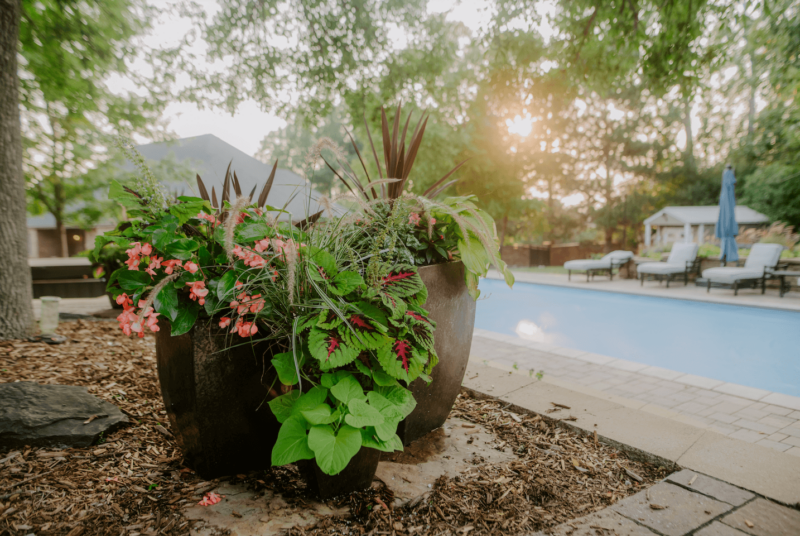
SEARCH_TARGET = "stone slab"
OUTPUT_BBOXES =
[375,416,514,507]
[186,482,348,536]
[611,482,732,536]
[534,509,658,536]
[677,431,800,505]
[721,498,800,536]
[696,521,751,536]
[666,469,754,506]
[462,362,537,397]
[0,381,128,448]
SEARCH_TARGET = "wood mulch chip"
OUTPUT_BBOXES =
[1,320,673,536]
[0,320,203,536]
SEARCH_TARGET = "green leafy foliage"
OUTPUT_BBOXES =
[271,415,315,466]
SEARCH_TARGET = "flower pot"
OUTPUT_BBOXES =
[302,447,381,499]
[155,321,281,479]
[398,261,476,445]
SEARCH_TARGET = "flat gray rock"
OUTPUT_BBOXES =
[721,498,800,536]
[0,382,127,448]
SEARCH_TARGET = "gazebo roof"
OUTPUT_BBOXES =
[644,206,769,226]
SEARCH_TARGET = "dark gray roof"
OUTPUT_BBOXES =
[135,134,335,219]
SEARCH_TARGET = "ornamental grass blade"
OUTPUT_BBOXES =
[258,160,278,208]
[388,104,402,193]
[322,156,355,196]
[426,178,459,199]
[422,158,471,197]
[247,184,257,201]
[380,107,391,176]
[211,186,218,209]
[232,170,243,197]
[339,157,370,201]
[294,210,324,230]
[346,127,377,199]
[364,114,385,198]
[402,115,429,181]
[196,174,210,202]
[221,160,232,206]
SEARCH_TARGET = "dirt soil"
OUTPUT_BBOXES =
[1,319,672,536]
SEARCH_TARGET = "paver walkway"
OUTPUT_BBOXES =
[472,330,800,456]
[537,469,800,536]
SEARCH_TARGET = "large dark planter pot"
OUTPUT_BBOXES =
[398,261,476,445]
[301,447,381,499]
[155,321,281,479]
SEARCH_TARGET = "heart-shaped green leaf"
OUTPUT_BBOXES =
[301,404,340,425]
[345,399,385,428]
[374,386,417,418]
[308,424,362,476]
[268,390,301,423]
[290,386,329,419]
[361,429,404,453]
[272,351,305,386]
[271,415,314,467]
[330,375,365,405]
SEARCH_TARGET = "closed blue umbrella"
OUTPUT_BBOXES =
[716,165,739,265]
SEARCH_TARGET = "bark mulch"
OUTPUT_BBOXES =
[1,319,673,536]
[283,395,673,535]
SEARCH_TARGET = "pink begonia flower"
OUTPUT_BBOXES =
[254,239,270,253]
[145,266,157,277]
[184,262,199,274]
[146,312,160,332]
[408,212,421,226]
[198,213,219,224]
[126,242,142,258]
[248,255,266,268]
[141,243,153,256]
[430,218,436,225]
[219,317,231,328]
[248,294,264,314]
[235,280,243,288]
[186,281,209,305]
[116,293,132,306]
[125,256,140,270]
[234,320,258,337]
[235,292,249,314]
[162,259,182,274]
[198,492,224,506]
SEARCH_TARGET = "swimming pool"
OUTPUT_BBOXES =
[475,280,800,397]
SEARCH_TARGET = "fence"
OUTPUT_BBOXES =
[500,243,617,267]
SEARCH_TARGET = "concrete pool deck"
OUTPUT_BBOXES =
[486,269,800,311]
[472,329,800,456]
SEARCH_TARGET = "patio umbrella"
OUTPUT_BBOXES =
[716,165,739,265]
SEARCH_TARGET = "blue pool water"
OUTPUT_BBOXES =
[475,280,800,397]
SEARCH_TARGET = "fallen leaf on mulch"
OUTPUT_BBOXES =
[198,492,223,506]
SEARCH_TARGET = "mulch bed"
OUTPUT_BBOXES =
[1,319,672,536]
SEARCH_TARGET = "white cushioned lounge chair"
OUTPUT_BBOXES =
[564,250,634,282]
[702,243,784,296]
[637,243,699,287]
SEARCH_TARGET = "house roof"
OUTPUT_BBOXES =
[134,134,338,220]
[644,206,769,226]
[27,134,338,229]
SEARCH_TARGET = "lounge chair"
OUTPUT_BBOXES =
[702,243,784,295]
[637,243,700,287]
[564,250,634,282]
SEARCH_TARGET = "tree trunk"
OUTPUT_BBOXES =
[0,0,34,339]
[682,95,696,172]
[56,218,69,257]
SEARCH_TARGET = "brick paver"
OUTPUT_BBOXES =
[472,331,800,451]
[541,474,798,536]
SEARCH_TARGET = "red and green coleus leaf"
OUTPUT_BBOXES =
[378,267,424,298]
[308,327,359,370]
[340,315,391,350]
[376,339,428,383]
[379,290,407,320]
[316,309,343,330]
